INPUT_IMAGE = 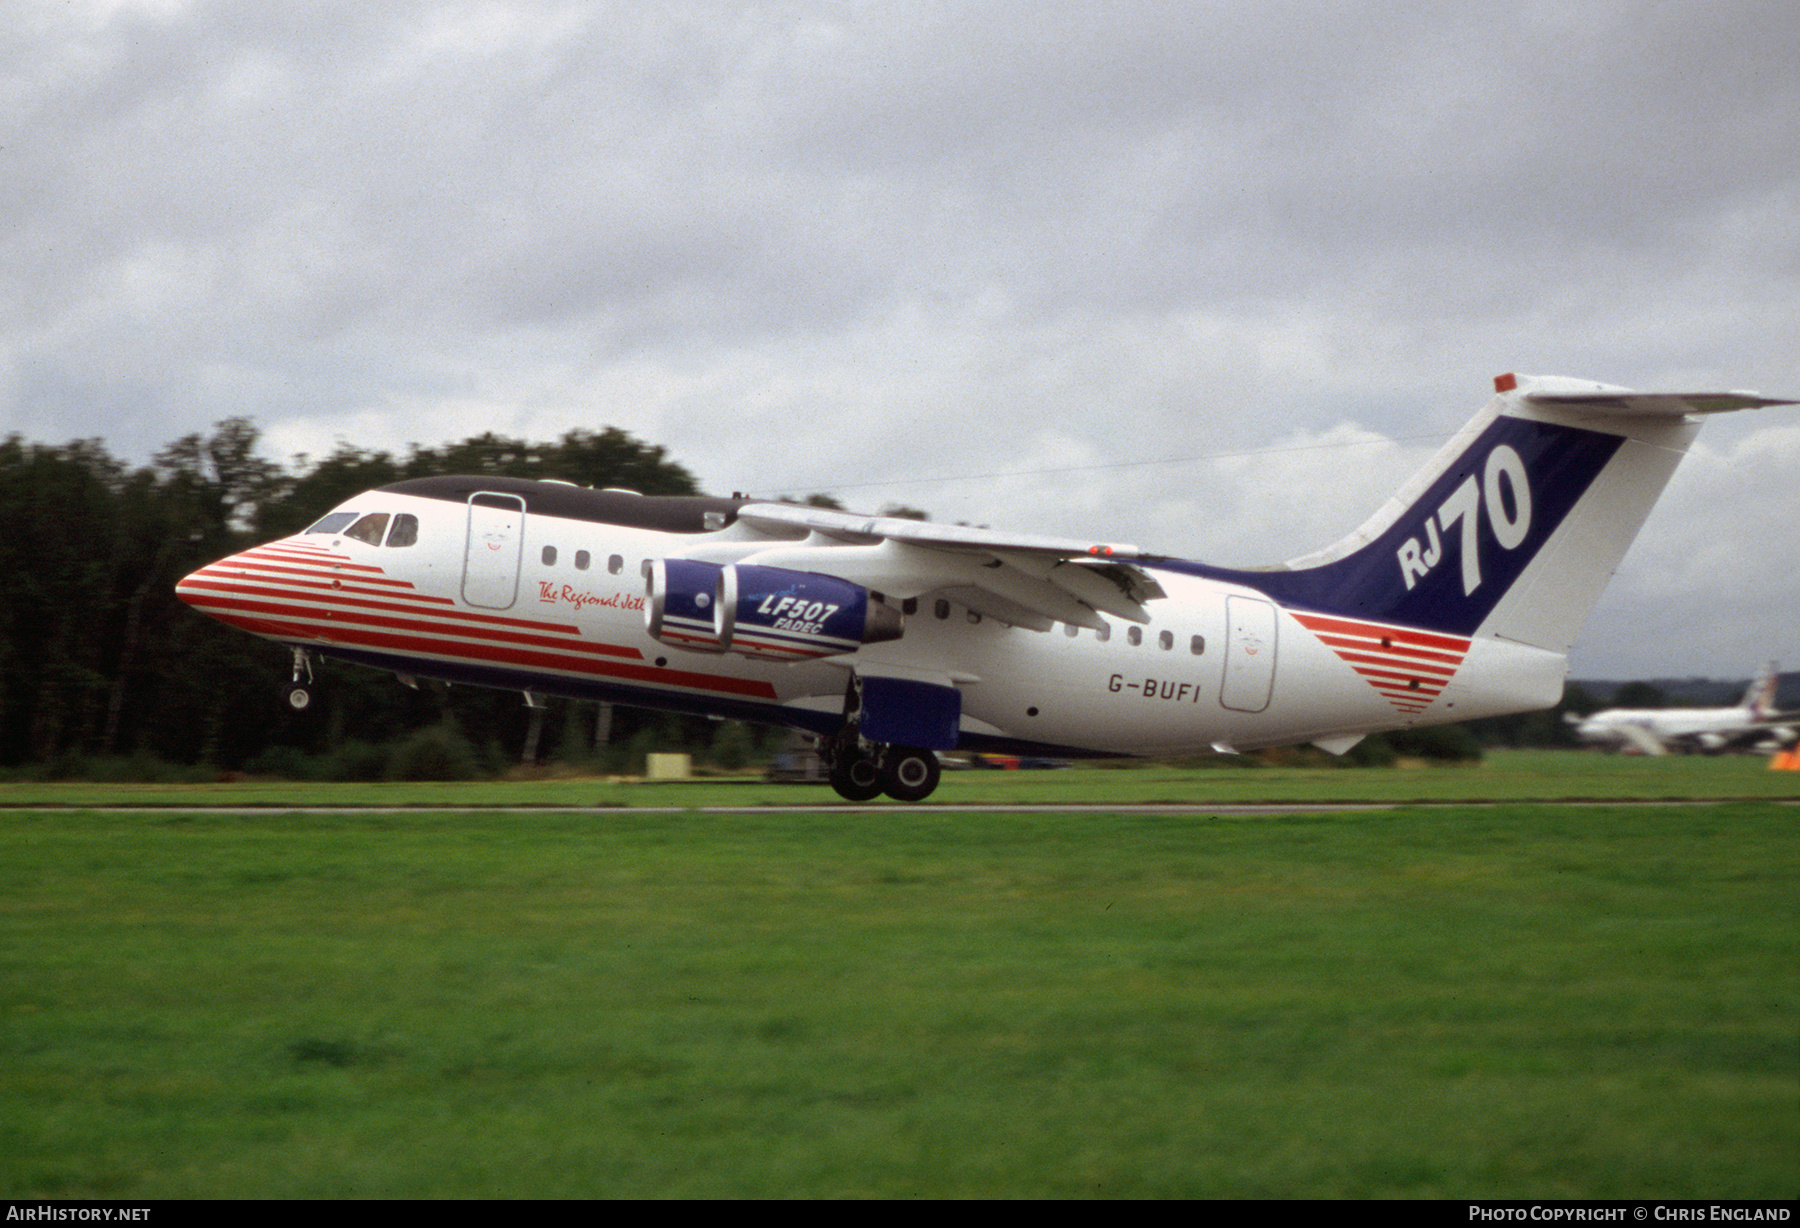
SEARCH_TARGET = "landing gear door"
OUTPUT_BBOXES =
[463,492,526,610]
[1220,595,1277,713]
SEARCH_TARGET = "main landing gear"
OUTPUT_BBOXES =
[821,672,951,802]
[823,735,942,803]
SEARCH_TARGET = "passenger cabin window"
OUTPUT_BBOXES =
[1096,622,1111,642]
[1190,635,1206,655]
[608,554,624,575]
[343,513,389,546]
[1127,626,1142,647]
[1159,630,1173,651]
[385,514,418,547]
[542,546,557,566]
[575,551,591,571]
[306,511,358,535]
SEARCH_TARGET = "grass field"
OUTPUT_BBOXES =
[2,781,1794,1197]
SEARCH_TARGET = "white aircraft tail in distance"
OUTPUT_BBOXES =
[176,373,1794,801]
[1569,662,1798,755]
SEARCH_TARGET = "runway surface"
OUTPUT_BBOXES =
[7,799,1774,815]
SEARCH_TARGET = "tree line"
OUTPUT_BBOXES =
[0,419,780,780]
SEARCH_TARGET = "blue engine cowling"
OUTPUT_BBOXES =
[644,558,729,652]
[645,560,903,660]
[718,564,903,661]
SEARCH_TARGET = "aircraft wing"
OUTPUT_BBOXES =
[733,503,1148,560]
[671,502,1167,631]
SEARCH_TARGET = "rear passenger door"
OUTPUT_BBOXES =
[1220,595,1277,713]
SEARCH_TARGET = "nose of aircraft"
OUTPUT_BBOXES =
[175,553,233,618]
[174,547,267,633]
[175,535,348,642]
[173,562,209,609]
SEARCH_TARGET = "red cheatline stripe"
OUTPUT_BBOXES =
[183,569,599,634]
[1351,660,1455,686]
[199,558,422,594]
[1368,669,1440,687]
[240,547,393,576]
[1310,635,1467,667]
[185,568,452,607]
[1333,651,1459,680]
[1292,611,1468,711]
[1354,667,1451,690]
[244,543,378,565]
[181,591,643,661]
[209,612,776,699]
[1367,684,1443,701]
[1291,612,1469,651]
[179,575,598,640]
[1331,640,1463,664]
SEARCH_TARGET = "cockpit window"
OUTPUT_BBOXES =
[385,514,419,547]
[343,513,390,546]
[305,512,358,535]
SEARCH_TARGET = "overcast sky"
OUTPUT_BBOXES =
[7,0,1796,679]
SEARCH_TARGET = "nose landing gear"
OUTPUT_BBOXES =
[281,647,315,712]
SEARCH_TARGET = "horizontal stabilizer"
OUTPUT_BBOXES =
[1501,372,1795,417]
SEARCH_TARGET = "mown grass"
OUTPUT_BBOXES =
[1,801,1793,1198]
[3,748,1797,809]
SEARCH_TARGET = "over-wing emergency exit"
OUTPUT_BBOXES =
[176,374,1793,801]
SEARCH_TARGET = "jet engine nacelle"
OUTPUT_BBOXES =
[644,558,731,653]
[645,560,903,661]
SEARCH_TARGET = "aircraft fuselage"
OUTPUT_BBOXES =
[177,485,1561,760]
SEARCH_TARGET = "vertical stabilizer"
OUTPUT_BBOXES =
[1743,661,1780,720]
[1178,375,1792,654]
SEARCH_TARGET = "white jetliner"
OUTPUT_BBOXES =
[1570,662,1796,755]
[177,374,1793,801]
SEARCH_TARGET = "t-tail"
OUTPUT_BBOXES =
[1187,371,1792,661]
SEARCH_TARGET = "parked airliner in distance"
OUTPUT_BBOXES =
[1570,662,1797,755]
[176,373,1793,801]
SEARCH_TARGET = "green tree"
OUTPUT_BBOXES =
[1612,681,1667,708]
[0,415,705,774]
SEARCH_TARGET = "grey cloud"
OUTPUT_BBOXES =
[2,0,1794,675]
